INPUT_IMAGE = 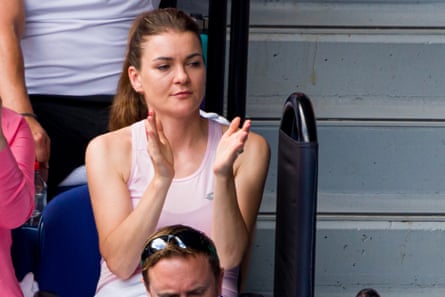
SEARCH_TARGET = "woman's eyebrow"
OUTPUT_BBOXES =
[185,53,202,60]
[153,52,202,62]
[153,56,173,62]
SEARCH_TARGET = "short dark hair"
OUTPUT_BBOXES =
[356,288,381,297]
[141,224,222,288]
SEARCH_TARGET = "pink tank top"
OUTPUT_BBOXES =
[95,118,239,297]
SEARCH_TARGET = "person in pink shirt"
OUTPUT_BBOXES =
[0,97,35,297]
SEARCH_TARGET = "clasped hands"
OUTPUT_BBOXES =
[144,111,250,180]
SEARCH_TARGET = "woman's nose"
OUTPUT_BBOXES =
[174,66,189,84]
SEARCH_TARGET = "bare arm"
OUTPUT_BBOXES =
[0,99,35,229]
[0,0,50,164]
[86,114,174,279]
[212,118,271,269]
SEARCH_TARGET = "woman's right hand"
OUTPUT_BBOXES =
[144,111,174,181]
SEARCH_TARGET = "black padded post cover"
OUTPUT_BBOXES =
[274,93,318,297]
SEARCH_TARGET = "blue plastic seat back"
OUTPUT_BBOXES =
[38,185,101,297]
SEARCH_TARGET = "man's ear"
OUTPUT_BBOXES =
[128,65,143,92]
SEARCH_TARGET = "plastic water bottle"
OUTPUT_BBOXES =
[27,161,47,226]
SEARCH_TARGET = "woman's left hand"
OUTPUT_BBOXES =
[213,117,250,176]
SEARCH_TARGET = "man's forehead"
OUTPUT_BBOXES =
[148,254,216,295]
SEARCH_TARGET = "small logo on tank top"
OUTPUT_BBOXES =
[205,192,214,200]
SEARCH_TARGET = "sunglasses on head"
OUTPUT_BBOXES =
[141,229,218,268]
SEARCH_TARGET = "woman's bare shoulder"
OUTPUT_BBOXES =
[86,126,134,183]
[246,130,270,156]
[86,126,133,163]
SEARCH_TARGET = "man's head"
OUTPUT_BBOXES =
[356,288,381,297]
[141,225,223,297]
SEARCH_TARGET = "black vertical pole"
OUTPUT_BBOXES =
[227,0,250,121]
[274,93,318,297]
[204,0,227,114]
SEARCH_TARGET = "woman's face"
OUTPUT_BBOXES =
[129,30,206,117]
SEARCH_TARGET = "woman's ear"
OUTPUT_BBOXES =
[128,66,143,93]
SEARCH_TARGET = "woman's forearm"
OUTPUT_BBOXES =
[212,174,249,269]
[98,177,171,279]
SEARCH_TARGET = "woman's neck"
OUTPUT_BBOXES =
[157,113,209,178]
[159,113,207,150]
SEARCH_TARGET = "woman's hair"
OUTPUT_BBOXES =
[141,224,222,288]
[109,8,202,131]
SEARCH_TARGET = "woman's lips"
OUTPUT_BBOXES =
[172,91,192,98]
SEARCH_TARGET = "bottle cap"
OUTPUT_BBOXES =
[35,161,40,171]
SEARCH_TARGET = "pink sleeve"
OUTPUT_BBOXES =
[0,109,35,229]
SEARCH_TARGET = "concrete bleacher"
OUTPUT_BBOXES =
[240,1,445,296]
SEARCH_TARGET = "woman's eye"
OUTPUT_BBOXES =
[157,64,170,71]
[187,61,202,68]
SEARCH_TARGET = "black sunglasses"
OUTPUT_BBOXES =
[141,229,218,268]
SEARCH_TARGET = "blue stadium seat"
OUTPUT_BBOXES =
[38,185,100,297]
